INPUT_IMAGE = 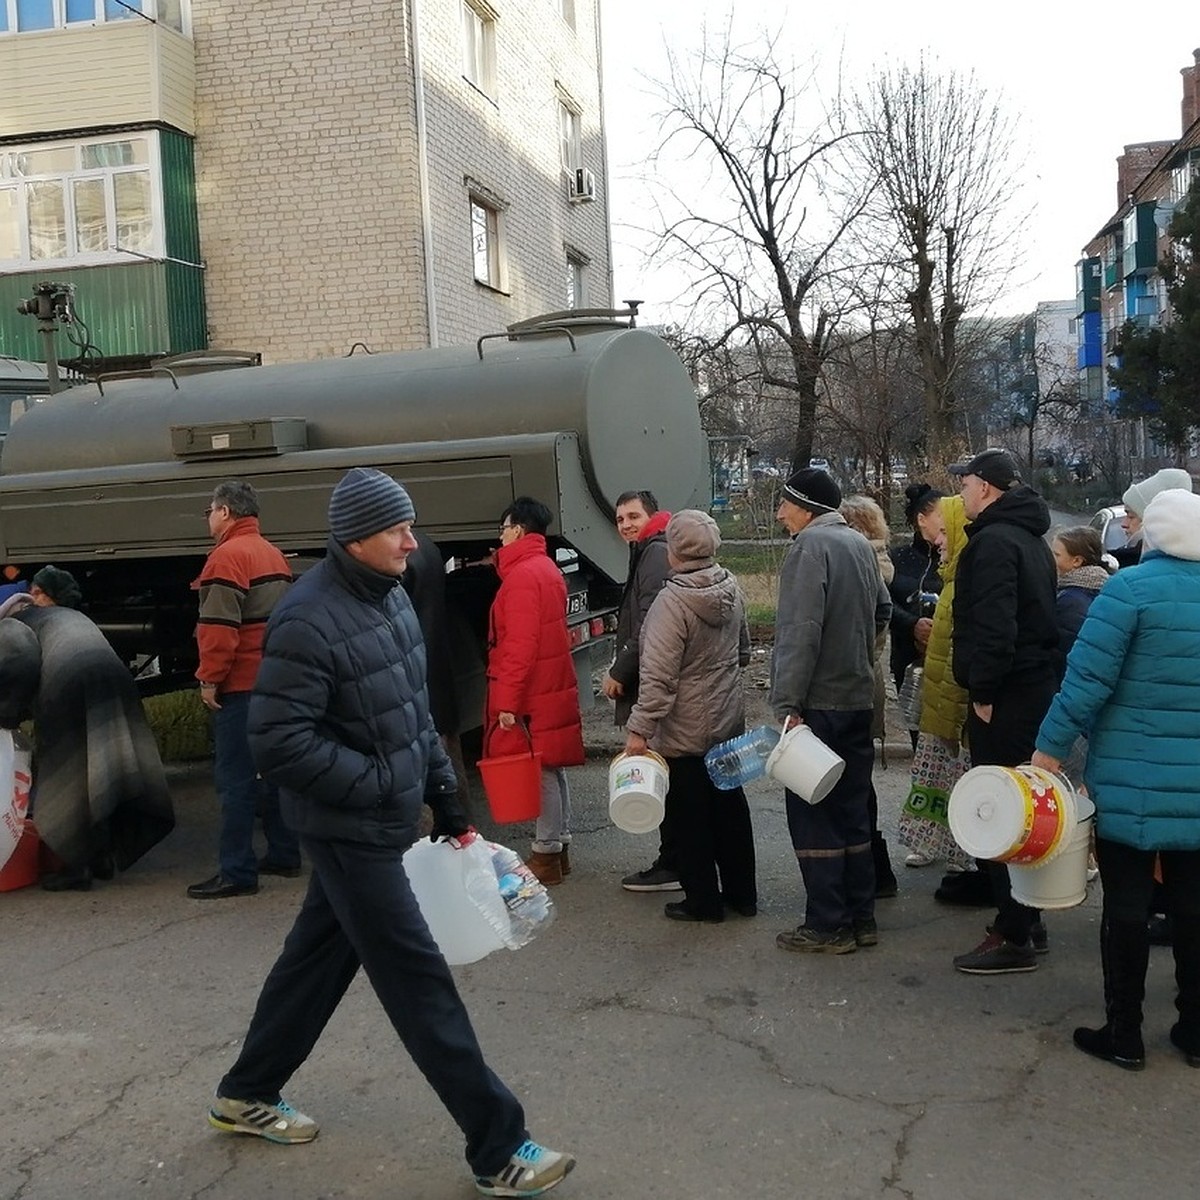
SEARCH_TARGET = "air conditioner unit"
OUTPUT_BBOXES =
[568,167,596,203]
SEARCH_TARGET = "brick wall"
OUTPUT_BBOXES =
[191,0,611,363]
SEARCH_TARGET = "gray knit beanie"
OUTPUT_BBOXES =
[1122,468,1192,517]
[328,468,416,543]
[666,509,720,570]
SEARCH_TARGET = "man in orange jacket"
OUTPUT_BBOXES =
[187,480,295,899]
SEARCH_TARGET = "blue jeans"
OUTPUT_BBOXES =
[219,835,528,1176]
[214,692,299,885]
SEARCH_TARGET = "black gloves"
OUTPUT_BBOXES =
[429,797,471,842]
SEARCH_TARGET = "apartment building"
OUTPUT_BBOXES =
[1075,49,1200,443]
[0,0,611,366]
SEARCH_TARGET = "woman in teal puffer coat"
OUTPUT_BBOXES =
[1033,486,1200,1073]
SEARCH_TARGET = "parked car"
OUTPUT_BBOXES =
[1090,504,1129,553]
[808,456,831,472]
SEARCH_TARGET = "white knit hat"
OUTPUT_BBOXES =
[1122,468,1192,517]
[1142,489,1200,561]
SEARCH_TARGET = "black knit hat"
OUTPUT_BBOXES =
[32,564,82,608]
[328,468,416,543]
[781,467,841,514]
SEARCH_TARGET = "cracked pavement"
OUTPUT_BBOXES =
[2,695,1195,1200]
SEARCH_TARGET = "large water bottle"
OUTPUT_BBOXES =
[705,725,782,790]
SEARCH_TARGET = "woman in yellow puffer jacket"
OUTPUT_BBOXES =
[898,495,974,870]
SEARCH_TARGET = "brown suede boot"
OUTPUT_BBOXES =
[560,845,572,876]
[525,850,564,886]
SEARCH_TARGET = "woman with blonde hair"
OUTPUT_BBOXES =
[897,495,979,890]
[840,494,898,898]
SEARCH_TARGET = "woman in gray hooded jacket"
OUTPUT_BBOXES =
[624,510,757,922]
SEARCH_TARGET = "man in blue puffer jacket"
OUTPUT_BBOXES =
[206,468,576,1199]
[1033,485,1200,1074]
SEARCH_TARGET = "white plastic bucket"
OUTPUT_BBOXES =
[402,836,510,965]
[948,763,1079,864]
[764,724,845,804]
[1009,796,1095,909]
[608,751,668,833]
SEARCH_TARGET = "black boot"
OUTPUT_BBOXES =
[1075,916,1148,1070]
[872,834,898,899]
[1170,915,1200,1065]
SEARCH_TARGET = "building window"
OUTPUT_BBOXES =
[0,134,160,268]
[470,196,503,290]
[1,1,186,34]
[461,0,496,97]
[558,102,582,173]
[565,253,585,310]
[559,0,575,29]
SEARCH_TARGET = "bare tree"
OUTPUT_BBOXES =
[640,27,875,471]
[849,59,1028,476]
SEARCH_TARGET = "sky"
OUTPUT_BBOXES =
[599,1,1199,323]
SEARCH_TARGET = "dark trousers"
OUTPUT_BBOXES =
[785,710,875,931]
[214,692,299,885]
[1095,837,1200,1033]
[965,674,1057,945]
[220,835,527,1176]
[654,797,681,873]
[666,755,757,917]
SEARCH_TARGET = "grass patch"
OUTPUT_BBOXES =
[142,689,213,763]
[746,602,777,628]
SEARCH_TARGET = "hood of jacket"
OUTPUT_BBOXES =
[637,510,672,542]
[966,484,1050,541]
[938,495,970,585]
[664,565,741,628]
[1142,488,1200,561]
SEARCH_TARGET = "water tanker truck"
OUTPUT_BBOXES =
[0,310,710,731]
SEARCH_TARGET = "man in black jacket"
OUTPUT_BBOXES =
[206,468,575,1199]
[948,449,1059,976]
[601,489,679,892]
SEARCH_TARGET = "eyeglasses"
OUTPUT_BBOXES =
[204,504,226,517]
[498,521,516,534]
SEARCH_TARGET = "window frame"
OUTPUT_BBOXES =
[1,1,189,35]
[564,246,587,310]
[460,0,497,98]
[469,192,507,293]
[558,101,582,174]
[0,131,164,270]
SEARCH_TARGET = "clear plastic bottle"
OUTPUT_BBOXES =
[704,725,782,790]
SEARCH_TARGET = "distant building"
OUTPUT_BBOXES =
[1076,48,1200,468]
[0,1,611,367]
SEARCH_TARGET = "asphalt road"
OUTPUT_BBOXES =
[4,693,1194,1200]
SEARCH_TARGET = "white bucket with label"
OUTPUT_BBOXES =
[764,724,845,804]
[608,751,668,833]
[948,764,1079,865]
[1009,795,1095,909]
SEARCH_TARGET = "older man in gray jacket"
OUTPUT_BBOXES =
[771,467,891,954]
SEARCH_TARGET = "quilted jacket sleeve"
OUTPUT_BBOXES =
[625,589,686,741]
[248,610,394,809]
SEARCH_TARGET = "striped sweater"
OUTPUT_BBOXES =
[195,517,292,694]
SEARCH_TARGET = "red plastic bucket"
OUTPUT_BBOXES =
[0,819,41,893]
[477,722,543,823]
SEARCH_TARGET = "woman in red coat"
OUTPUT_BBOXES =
[486,497,584,885]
